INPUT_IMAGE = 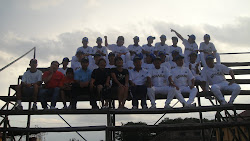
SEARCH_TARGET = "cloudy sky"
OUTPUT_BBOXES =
[0,0,250,140]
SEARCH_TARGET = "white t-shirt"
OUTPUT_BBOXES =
[148,66,171,87]
[107,44,128,54]
[182,39,198,57]
[125,60,134,70]
[161,62,171,70]
[76,46,93,55]
[199,42,216,55]
[127,44,142,54]
[169,45,183,54]
[58,68,68,75]
[154,42,170,55]
[201,64,230,85]
[142,44,155,54]
[71,56,81,72]
[185,62,201,77]
[92,46,108,56]
[169,61,177,69]
[171,66,194,87]
[22,70,42,84]
[129,68,149,85]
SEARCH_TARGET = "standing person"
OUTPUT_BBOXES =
[129,56,149,109]
[201,55,241,105]
[110,57,129,109]
[60,68,75,109]
[71,57,97,109]
[90,58,111,108]
[142,36,156,59]
[169,37,183,54]
[58,57,70,75]
[147,57,177,109]
[92,37,108,57]
[127,36,142,60]
[171,55,198,107]
[199,34,220,67]
[171,29,198,64]
[15,59,42,110]
[104,36,130,64]
[76,37,93,64]
[39,61,64,109]
[71,51,84,72]
[154,34,170,55]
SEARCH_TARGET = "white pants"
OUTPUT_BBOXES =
[175,86,198,105]
[200,52,221,68]
[147,86,176,106]
[210,81,241,103]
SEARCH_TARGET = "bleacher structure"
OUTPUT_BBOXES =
[0,50,250,141]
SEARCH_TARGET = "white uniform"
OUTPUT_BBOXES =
[201,64,241,104]
[142,44,155,61]
[129,68,149,85]
[76,46,94,64]
[182,39,198,64]
[92,46,108,56]
[107,44,130,63]
[169,45,183,54]
[185,62,202,81]
[147,66,176,107]
[142,63,154,71]
[154,42,170,55]
[199,42,220,67]
[171,66,198,105]
[127,44,142,60]
[125,60,134,70]
[161,62,171,70]
[169,61,177,70]
[71,56,81,72]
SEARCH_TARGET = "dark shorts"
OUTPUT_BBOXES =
[22,87,35,97]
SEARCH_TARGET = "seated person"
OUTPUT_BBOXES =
[169,50,179,69]
[60,68,75,109]
[159,51,171,70]
[39,61,64,109]
[129,56,149,109]
[58,57,70,75]
[71,57,97,109]
[71,51,84,72]
[147,56,177,109]
[142,53,155,71]
[127,36,142,60]
[110,57,129,109]
[89,53,101,71]
[106,52,116,69]
[76,37,93,64]
[15,59,42,110]
[199,34,220,67]
[92,37,108,57]
[201,55,241,105]
[171,55,198,107]
[90,58,111,108]
[154,35,170,55]
[186,52,202,82]
[142,36,155,60]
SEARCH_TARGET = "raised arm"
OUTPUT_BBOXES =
[171,29,184,41]
[104,36,108,47]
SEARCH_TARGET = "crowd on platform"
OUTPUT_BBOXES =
[15,29,241,110]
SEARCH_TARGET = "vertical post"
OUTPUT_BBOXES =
[106,111,111,141]
[198,96,205,141]
[26,101,32,141]
[33,47,36,59]
[112,114,116,141]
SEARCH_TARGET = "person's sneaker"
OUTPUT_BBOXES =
[50,106,57,110]
[132,106,138,109]
[32,104,37,110]
[150,105,156,109]
[16,105,23,110]
[185,103,196,108]
[164,105,172,109]
[142,105,148,109]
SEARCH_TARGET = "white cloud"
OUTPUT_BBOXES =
[28,0,65,10]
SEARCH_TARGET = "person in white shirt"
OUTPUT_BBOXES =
[171,54,198,107]
[142,53,155,71]
[147,57,177,109]
[71,51,84,72]
[142,36,156,60]
[128,36,142,60]
[169,36,183,55]
[200,55,241,105]
[154,34,170,55]
[169,50,179,70]
[106,52,116,69]
[129,56,150,109]
[75,37,93,64]
[171,29,199,64]
[104,36,130,64]
[92,37,108,57]
[15,59,42,110]
[159,51,171,70]
[58,57,70,75]
[199,34,220,67]
[185,52,202,82]
[89,53,101,71]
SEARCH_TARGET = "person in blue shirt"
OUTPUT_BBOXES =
[71,57,98,109]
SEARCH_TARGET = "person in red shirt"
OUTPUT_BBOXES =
[60,68,75,109]
[39,61,64,109]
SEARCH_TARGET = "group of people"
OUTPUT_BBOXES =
[15,29,241,110]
